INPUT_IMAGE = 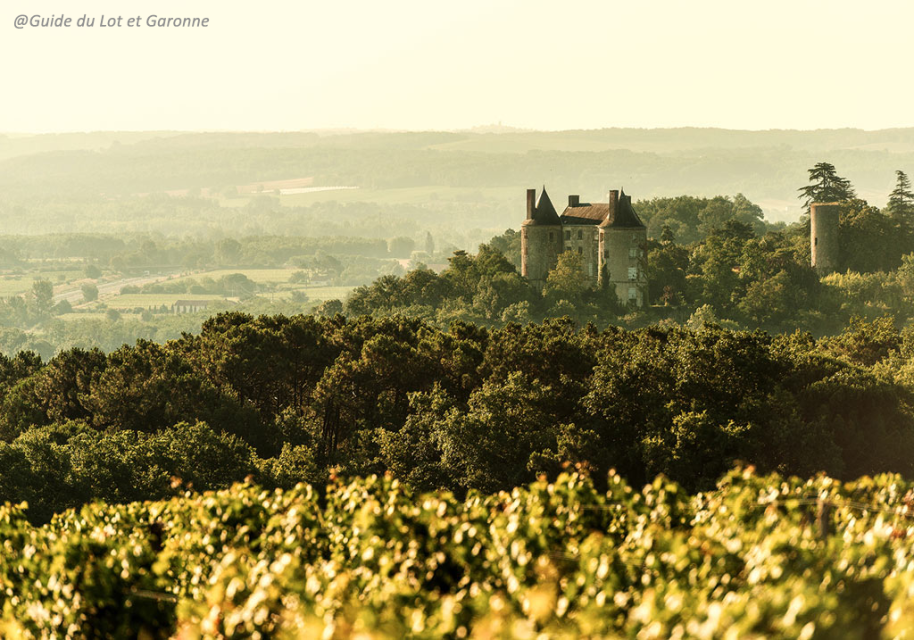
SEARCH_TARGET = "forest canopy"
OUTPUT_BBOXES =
[1,312,913,523]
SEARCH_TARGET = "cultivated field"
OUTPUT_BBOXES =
[277,285,353,302]
[0,271,83,296]
[101,284,353,310]
[164,268,303,285]
[103,293,223,309]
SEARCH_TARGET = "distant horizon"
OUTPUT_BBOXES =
[6,124,914,137]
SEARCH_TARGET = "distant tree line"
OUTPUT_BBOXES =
[2,131,912,209]
[0,233,423,271]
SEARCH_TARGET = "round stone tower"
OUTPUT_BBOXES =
[599,189,648,306]
[810,202,840,275]
[521,187,563,288]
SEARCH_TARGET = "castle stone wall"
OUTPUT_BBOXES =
[600,227,647,306]
[522,224,562,287]
[810,203,840,275]
[562,224,601,281]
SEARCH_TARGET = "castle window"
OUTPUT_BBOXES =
[588,263,594,276]
[628,287,638,300]
[603,250,608,259]
[628,267,638,280]
[565,230,571,241]
[577,230,583,240]
[549,232,554,241]
[629,247,639,258]
[577,247,583,254]
[632,234,639,244]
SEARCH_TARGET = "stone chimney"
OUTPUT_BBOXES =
[608,190,619,219]
[526,189,536,219]
[568,195,580,207]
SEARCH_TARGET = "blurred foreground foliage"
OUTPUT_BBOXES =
[5,469,914,637]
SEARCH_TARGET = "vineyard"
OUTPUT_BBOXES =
[4,468,914,638]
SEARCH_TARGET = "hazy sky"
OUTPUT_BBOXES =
[2,0,913,133]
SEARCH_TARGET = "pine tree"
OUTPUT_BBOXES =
[798,162,856,213]
[886,170,914,226]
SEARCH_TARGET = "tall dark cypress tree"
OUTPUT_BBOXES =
[886,170,914,226]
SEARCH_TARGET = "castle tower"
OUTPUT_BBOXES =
[598,189,647,306]
[810,202,840,275]
[521,187,563,288]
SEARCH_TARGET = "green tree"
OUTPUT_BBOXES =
[838,199,900,273]
[31,279,54,318]
[31,347,108,426]
[798,162,856,212]
[315,299,344,317]
[53,300,72,315]
[886,170,914,228]
[189,313,335,421]
[387,237,416,258]
[646,241,689,305]
[544,251,589,305]
[220,273,257,299]
[731,193,767,235]
[80,283,99,303]
[692,220,754,313]
[428,372,570,493]
[84,340,262,450]
[488,229,522,269]
[215,238,242,266]
[696,196,736,236]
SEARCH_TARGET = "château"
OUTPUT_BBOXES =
[521,187,648,306]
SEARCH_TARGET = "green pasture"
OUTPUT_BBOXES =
[55,313,113,322]
[275,285,353,302]
[36,270,84,282]
[102,284,351,309]
[0,278,38,296]
[167,268,300,285]
[103,293,224,309]
[0,270,85,298]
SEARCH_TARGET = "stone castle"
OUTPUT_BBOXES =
[521,187,648,306]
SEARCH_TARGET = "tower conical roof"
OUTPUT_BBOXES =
[524,186,562,226]
[599,188,645,229]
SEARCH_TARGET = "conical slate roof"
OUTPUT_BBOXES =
[600,189,645,229]
[524,186,562,226]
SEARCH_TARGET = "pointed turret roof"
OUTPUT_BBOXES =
[524,186,562,226]
[599,189,645,229]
